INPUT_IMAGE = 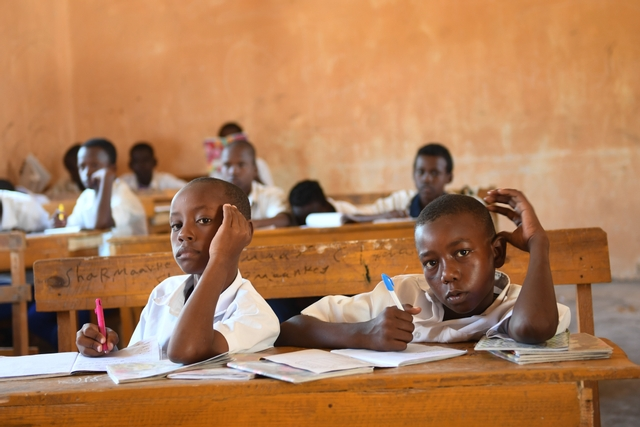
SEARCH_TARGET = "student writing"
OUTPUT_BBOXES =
[276,189,570,349]
[76,177,280,363]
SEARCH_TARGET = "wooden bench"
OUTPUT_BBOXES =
[33,227,623,425]
[108,220,417,255]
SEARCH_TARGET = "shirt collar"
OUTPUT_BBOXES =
[154,271,244,318]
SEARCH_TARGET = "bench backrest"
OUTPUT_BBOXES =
[34,227,610,352]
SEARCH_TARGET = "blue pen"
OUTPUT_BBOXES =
[381,273,404,311]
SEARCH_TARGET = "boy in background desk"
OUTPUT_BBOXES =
[220,140,292,229]
[277,189,570,349]
[120,142,187,192]
[345,143,454,223]
[53,138,148,254]
[77,178,279,363]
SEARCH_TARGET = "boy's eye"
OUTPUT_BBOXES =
[197,218,212,224]
[456,249,471,257]
[170,223,182,232]
[423,260,438,269]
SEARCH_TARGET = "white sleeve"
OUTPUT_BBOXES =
[355,190,416,215]
[157,172,187,190]
[214,288,280,353]
[263,186,289,218]
[110,182,148,236]
[486,302,572,339]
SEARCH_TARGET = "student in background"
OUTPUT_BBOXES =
[276,189,570,349]
[76,178,279,363]
[288,180,361,226]
[347,143,454,222]
[45,144,85,200]
[220,140,291,229]
[217,122,274,186]
[120,142,187,192]
[0,189,51,232]
[54,138,147,251]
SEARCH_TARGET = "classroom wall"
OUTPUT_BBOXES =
[1,0,639,279]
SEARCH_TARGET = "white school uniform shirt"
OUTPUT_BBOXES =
[0,190,51,232]
[302,271,571,343]
[120,171,187,192]
[129,271,280,357]
[66,179,148,255]
[327,197,361,215]
[356,189,417,215]
[248,181,289,220]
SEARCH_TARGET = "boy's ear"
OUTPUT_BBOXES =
[247,220,254,244]
[447,172,453,184]
[492,233,507,268]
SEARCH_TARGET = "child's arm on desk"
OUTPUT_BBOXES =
[252,212,292,229]
[484,188,558,344]
[167,205,252,364]
[76,323,119,356]
[276,305,421,351]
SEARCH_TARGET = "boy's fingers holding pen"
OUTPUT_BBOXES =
[403,304,422,315]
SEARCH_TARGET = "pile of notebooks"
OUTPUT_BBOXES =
[474,330,613,365]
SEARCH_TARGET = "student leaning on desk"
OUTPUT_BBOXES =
[76,178,280,364]
[276,188,570,349]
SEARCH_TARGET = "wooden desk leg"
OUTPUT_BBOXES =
[580,380,601,427]
[9,249,28,356]
[57,311,78,353]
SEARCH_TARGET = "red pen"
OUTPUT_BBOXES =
[95,298,108,353]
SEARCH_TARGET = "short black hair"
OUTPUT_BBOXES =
[224,139,257,163]
[218,122,243,137]
[130,142,154,157]
[83,138,117,165]
[289,180,328,207]
[0,179,15,191]
[186,177,251,220]
[63,144,81,169]
[416,193,495,239]
[415,143,453,174]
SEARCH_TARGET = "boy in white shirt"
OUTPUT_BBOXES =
[54,138,148,253]
[76,177,280,363]
[120,142,187,192]
[276,189,570,349]
[220,140,291,229]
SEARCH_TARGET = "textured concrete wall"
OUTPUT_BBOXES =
[1,0,638,278]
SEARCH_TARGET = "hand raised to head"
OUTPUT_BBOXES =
[484,188,547,252]
[208,204,253,260]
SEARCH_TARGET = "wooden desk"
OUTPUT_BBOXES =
[108,220,417,255]
[1,342,638,426]
[0,231,103,272]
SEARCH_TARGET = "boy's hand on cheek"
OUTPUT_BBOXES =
[90,167,116,188]
[209,204,252,261]
[360,306,417,351]
[484,188,546,252]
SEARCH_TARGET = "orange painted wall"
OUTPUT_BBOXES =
[1,0,639,278]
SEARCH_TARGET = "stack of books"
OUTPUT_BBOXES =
[474,330,613,365]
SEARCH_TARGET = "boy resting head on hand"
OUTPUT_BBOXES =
[276,188,570,350]
[77,177,280,363]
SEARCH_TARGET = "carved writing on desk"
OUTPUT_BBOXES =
[44,261,178,289]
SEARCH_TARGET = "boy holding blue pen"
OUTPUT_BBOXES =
[276,189,570,350]
[76,178,280,364]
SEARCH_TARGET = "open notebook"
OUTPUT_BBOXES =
[0,340,160,381]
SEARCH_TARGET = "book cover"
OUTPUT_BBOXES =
[474,329,571,353]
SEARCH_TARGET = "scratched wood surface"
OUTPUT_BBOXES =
[1,342,639,427]
[0,231,103,272]
[108,220,417,255]
[35,228,609,353]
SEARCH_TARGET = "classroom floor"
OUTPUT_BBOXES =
[555,281,640,426]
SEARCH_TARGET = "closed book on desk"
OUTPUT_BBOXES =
[476,333,613,365]
[331,343,467,368]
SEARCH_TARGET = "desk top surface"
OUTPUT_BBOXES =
[2,340,639,404]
